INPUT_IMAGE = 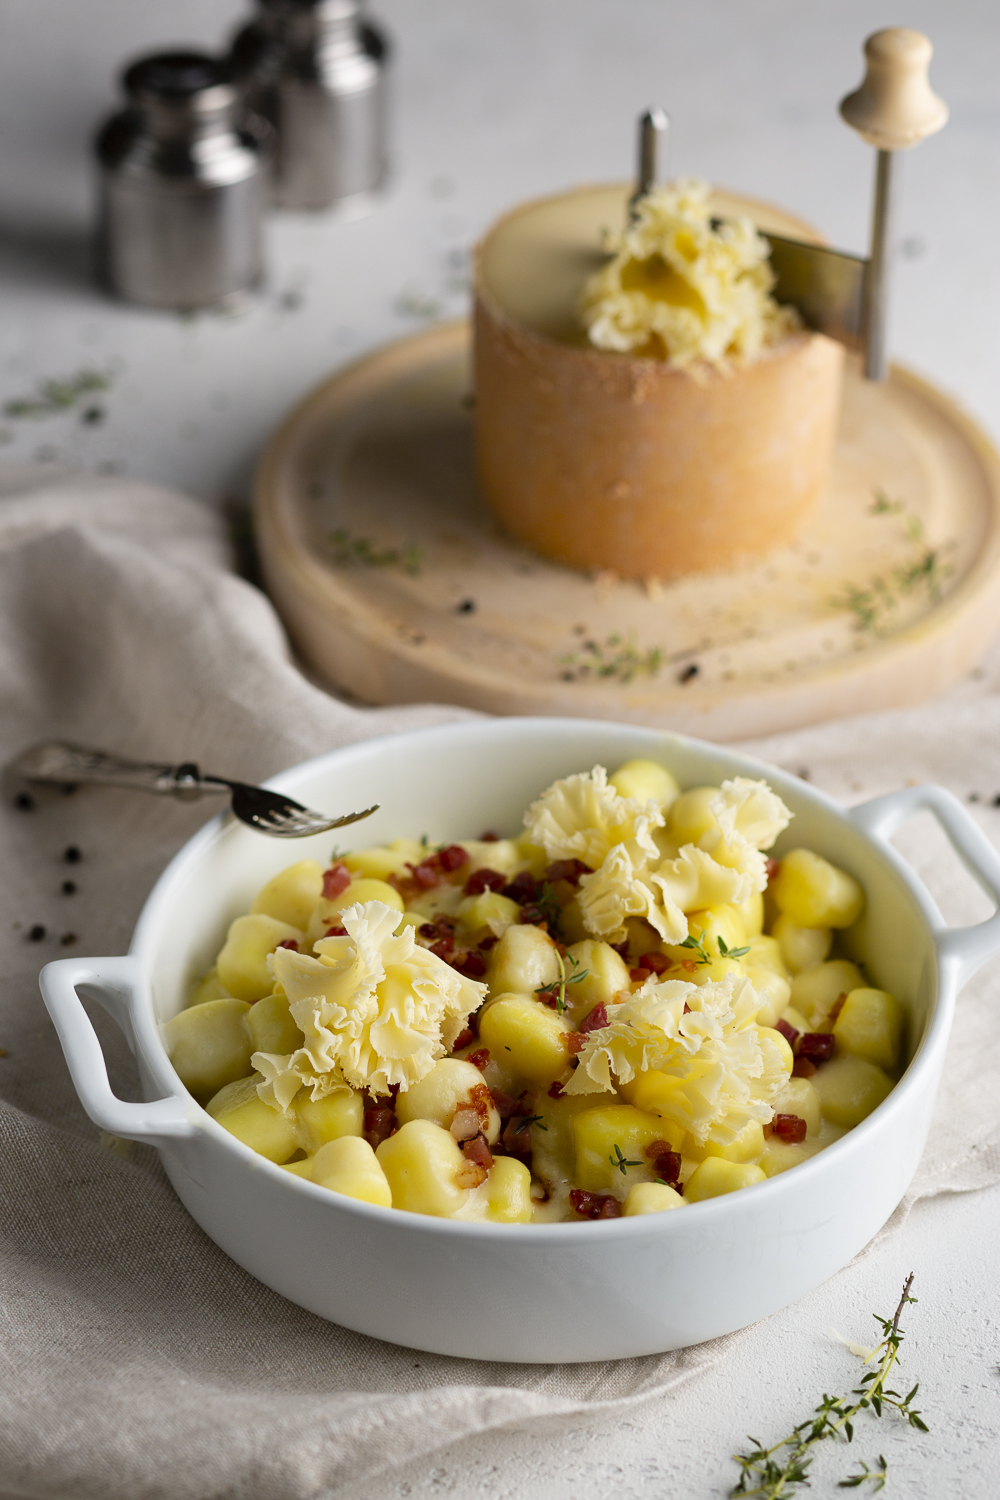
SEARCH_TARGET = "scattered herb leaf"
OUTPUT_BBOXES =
[558,632,665,686]
[4,369,113,419]
[832,492,955,633]
[609,1143,643,1175]
[329,526,423,576]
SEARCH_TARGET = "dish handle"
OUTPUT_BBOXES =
[849,785,1000,988]
[39,956,198,1142]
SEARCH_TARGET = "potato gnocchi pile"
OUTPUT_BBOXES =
[165,760,905,1223]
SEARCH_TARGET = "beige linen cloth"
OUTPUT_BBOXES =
[1,473,999,1500]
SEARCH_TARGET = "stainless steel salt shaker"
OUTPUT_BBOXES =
[95,51,266,310]
[230,0,389,214]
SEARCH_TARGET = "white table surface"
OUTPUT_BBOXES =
[2,2,999,1495]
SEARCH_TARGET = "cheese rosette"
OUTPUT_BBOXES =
[523,765,663,871]
[564,973,788,1145]
[578,842,750,945]
[579,177,800,371]
[576,776,791,943]
[253,900,486,1111]
[704,778,792,892]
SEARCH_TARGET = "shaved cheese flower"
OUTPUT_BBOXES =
[580,177,799,371]
[253,900,486,1110]
[578,840,752,945]
[564,973,788,1144]
[705,777,792,891]
[523,765,663,870]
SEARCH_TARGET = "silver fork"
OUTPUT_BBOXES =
[10,742,378,838]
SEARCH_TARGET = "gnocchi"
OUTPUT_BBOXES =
[170,761,905,1223]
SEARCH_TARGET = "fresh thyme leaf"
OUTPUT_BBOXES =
[609,1143,642,1175]
[539,946,580,1012]
[329,525,423,576]
[730,1275,925,1499]
[834,493,955,633]
[4,367,114,420]
[717,936,750,959]
[557,630,665,685]
[515,1115,546,1133]
[678,931,711,965]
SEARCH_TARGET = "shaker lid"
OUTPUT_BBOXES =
[123,51,236,110]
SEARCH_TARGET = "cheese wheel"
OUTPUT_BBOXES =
[473,183,844,582]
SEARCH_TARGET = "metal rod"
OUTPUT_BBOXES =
[629,107,669,217]
[863,148,895,380]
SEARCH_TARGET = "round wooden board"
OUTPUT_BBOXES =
[256,320,1000,741]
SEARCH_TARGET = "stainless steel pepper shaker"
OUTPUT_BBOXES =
[95,51,266,310]
[229,0,389,214]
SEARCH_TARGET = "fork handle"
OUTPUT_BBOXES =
[10,741,228,800]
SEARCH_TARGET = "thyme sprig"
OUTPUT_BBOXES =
[4,368,113,419]
[558,632,665,685]
[678,930,750,966]
[329,526,423,576]
[732,1274,926,1499]
[536,950,590,1013]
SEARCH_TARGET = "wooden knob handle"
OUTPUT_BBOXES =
[840,28,948,151]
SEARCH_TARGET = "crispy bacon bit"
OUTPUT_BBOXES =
[773,1113,808,1143]
[536,989,559,1010]
[452,950,487,979]
[547,1080,565,1099]
[610,940,630,962]
[569,1189,622,1220]
[828,992,848,1026]
[430,937,455,961]
[410,859,441,889]
[578,1003,609,1034]
[566,1031,588,1055]
[462,1133,493,1172]
[763,1121,774,1138]
[490,1088,518,1119]
[480,830,500,842]
[363,1107,396,1149]
[630,967,651,984]
[638,951,670,975]
[469,1082,494,1127]
[467,1048,490,1072]
[464,867,507,896]
[456,1158,489,1189]
[479,934,498,951]
[683,1001,692,1014]
[276,938,298,951]
[322,862,352,900]
[792,1055,816,1078]
[323,924,347,938]
[451,1027,475,1053]
[502,870,539,905]
[775,1017,800,1048]
[438,844,470,873]
[765,857,780,882]
[645,1142,682,1186]
[450,1106,482,1142]
[544,859,591,885]
[501,1116,533,1156]
[419,922,438,938]
[798,1032,835,1063]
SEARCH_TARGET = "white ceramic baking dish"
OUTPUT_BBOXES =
[40,719,1000,1363]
